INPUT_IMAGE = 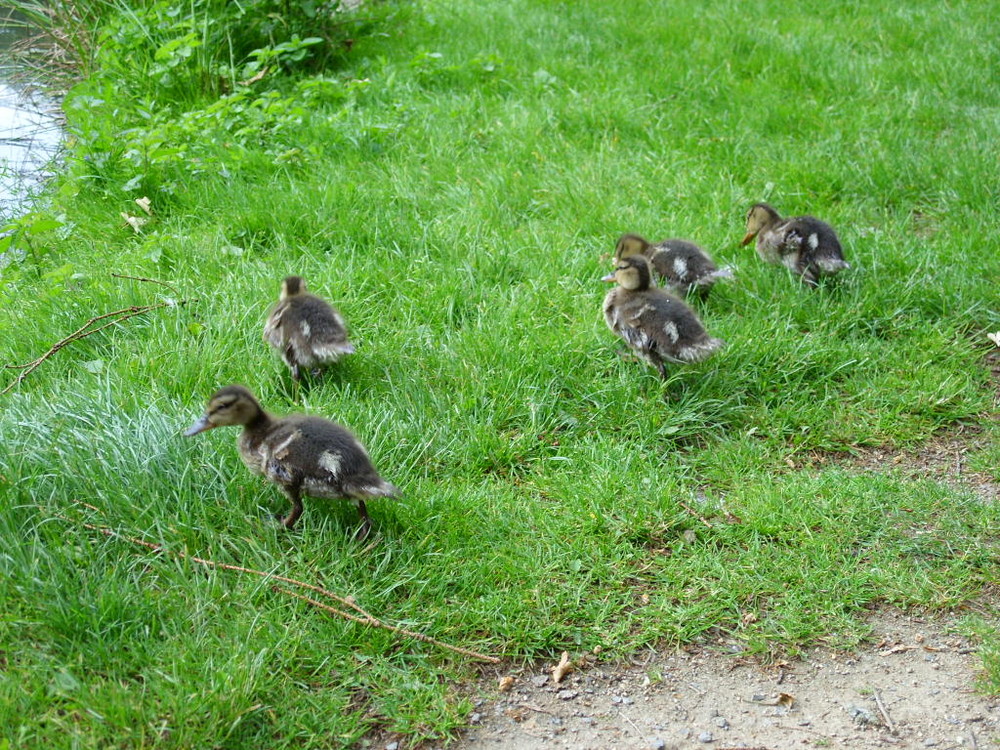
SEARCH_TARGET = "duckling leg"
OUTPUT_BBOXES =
[654,358,669,380]
[281,486,305,529]
[355,500,372,540]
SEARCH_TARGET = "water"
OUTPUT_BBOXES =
[0,20,63,221]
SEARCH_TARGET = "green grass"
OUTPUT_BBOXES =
[2,0,999,745]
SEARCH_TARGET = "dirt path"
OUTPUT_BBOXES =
[446,412,999,750]
[454,608,998,749]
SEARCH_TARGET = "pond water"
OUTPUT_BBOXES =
[0,20,63,221]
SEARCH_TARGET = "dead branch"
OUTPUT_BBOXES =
[2,298,195,395]
[873,688,897,735]
[678,501,714,529]
[70,511,499,664]
[110,273,181,298]
[276,587,500,663]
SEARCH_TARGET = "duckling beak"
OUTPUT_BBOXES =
[740,231,756,246]
[183,414,214,436]
[601,272,617,283]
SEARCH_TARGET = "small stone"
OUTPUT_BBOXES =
[531,675,549,687]
[698,730,714,743]
[923,740,939,748]
[649,738,666,750]
[385,743,399,750]
[558,689,579,701]
[714,717,729,729]
[469,712,482,725]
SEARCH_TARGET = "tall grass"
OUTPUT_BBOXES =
[1,0,998,744]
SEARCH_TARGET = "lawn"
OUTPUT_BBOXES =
[1,0,998,745]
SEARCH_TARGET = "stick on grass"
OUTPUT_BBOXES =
[70,509,499,664]
[2,296,196,395]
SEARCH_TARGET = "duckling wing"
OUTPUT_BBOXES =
[626,292,722,363]
[266,416,398,501]
[263,301,291,348]
[285,297,355,366]
[779,218,842,258]
[617,292,689,356]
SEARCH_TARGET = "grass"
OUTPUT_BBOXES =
[2,0,999,745]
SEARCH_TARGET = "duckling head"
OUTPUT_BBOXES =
[614,233,651,261]
[741,203,780,245]
[184,385,265,436]
[601,254,653,291]
[280,276,308,300]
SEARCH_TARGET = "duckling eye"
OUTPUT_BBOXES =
[212,397,238,412]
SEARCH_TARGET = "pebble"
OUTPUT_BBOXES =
[469,713,482,724]
[698,730,714,743]
[649,739,666,750]
[923,740,939,748]
[713,717,729,729]
[385,743,399,750]
[558,690,579,701]
[531,675,549,687]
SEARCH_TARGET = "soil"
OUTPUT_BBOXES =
[455,607,999,750]
[442,389,1000,750]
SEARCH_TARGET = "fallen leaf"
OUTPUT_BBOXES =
[240,66,269,86]
[121,212,149,234]
[752,692,796,707]
[498,675,515,692]
[135,196,153,215]
[880,644,917,655]
[551,651,572,684]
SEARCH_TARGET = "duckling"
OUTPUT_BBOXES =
[263,276,354,381]
[614,233,733,298]
[602,255,725,379]
[184,385,400,537]
[741,203,850,285]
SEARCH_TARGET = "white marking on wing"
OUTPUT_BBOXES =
[318,450,343,477]
[300,320,311,338]
[672,256,688,279]
[271,430,302,460]
[664,320,680,343]
[808,233,819,250]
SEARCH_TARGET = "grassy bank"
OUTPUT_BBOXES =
[2,0,998,745]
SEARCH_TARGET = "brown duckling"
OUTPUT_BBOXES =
[264,276,355,381]
[602,255,725,379]
[184,385,400,537]
[614,233,733,297]
[741,203,850,285]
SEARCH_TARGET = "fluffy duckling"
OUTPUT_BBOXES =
[741,203,850,285]
[264,276,355,381]
[184,385,400,537]
[614,233,733,297]
[602,255,725,379]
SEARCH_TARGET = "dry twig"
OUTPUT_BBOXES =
[873,688,897,735]
[678,501,714,528]
[110,272,181,298]
[68,508,499,664]
[2,296,195,395]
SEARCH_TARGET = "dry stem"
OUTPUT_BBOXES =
[70,510,499,664]
[2,297,195,395]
